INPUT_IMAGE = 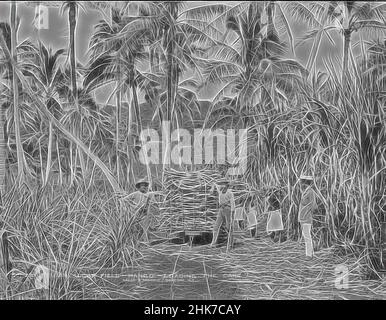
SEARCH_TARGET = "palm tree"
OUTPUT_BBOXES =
[199,2,307,125]
[10,1,25,183]
[60,1,80,106]
[86,6,148,186]
[290,1,386,85]
[138,70,203,128]
[0,22,11,197]
[130,1,231,112]
[56,1,120,186]
[24,42,65,185]
[261,1,300,56]
[2,45,121,192]
[59,1,126,107]
[59,1,94,187]
[0,19,40,193]
[113,1,231,168]
[0,3,37,187]
[53,63,115,186]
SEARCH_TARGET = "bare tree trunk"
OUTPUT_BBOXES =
[68,3,79,187]
[163,3,179,171]
[116,55,122,186]
[125,88,133,188]
[44,121,53,185]
[132,82,141,131]
[68,3,87,187]
[11,1,24,183]
[342,29,351,88]
[266,1,276,38]
[0,103,6,198]
[166,38,173,126]
[0,24,8,198]
[69,2,78,105]
[0,223,12,295]
[149,47,155,73]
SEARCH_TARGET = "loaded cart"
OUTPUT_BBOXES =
[155,168,250,246]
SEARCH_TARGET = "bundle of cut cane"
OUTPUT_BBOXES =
[155,168,251,234]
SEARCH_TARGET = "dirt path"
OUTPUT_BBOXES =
[114,235,385,300]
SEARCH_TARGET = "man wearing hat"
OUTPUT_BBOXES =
[126,178,154,242]
[210,179,236,247]
[298,175,318,258]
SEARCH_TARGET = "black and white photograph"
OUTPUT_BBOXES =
[0,1,385,302]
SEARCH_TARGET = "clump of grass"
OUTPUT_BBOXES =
[0,183,142,299]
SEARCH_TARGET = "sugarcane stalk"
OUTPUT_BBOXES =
[0,223,11,295]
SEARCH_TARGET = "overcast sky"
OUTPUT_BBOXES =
[0,1,368,103]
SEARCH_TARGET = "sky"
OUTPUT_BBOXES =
[0,1,367,103]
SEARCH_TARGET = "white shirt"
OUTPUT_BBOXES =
[298,186,317,224]
[218,190,235,211]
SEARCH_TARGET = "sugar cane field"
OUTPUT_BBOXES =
[0,1,385,300]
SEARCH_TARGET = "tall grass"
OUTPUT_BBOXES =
[0,181,142,299]
[242,47,385,276]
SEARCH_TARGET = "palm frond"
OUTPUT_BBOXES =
[200,58,242,85]
[284,2,322,28]
[274,3,295,55]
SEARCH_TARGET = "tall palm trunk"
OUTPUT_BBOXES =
[166,37,173,125]
[116,56,122,186]
[266,1,275,38]
[68,2,77,186]
[163,3,178,170]
[0,103,6,198]
[11,2,24,183]
[67,2,86,186]
[164,34,174,169]
[149,48,155,73]
[0,31,11,200]
[125,87,133,189]
[68,2,78,106]
[44,120,53,185]
[132,81,141,130]
[165,9,178,169]
[342,29,351,88]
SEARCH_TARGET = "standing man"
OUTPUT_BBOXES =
[298,175,318,258]
[125,178,154,242]
[210,180,236,247]
[246,196,259,239]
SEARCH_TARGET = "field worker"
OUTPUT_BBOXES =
[298,175,318,258]
[210,180,236,247]
[234,205,245,231]
[266,187,283,242]
[246,197,259,239]
[125,178,154,242]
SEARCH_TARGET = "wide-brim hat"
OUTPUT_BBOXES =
[135,178,150,189]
